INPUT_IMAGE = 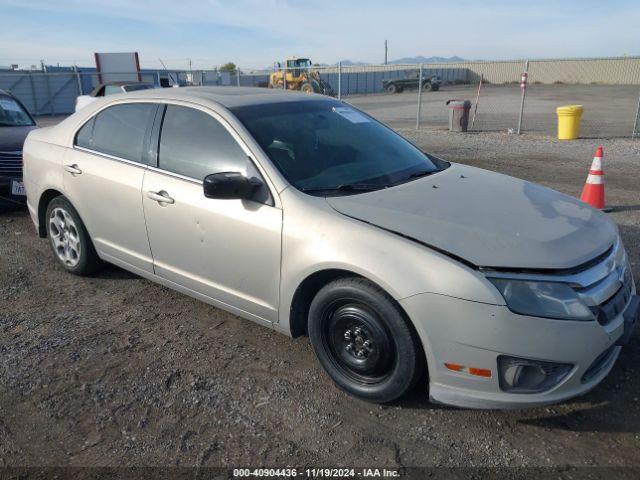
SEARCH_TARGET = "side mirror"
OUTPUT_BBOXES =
[203,172,263,200]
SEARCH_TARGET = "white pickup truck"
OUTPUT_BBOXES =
[75,81,155,112]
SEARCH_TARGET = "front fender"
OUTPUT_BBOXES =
[277,189,504,330]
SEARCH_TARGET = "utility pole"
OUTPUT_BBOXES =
[384,40,388,65]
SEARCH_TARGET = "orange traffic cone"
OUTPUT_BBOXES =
[580,146,608,211]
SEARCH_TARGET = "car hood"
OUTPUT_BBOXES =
[0,125,37,152]
[326,163,617,270]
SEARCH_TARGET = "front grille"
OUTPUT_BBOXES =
[0,151,23,176]
[572,242,634,326]
[596,272,633,325]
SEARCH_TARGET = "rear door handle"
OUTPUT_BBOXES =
[147,190,175,205]
[64,164,82,175]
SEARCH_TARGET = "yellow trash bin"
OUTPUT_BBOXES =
[556,105,583,140]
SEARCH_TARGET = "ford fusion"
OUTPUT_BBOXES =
[23,87,638,408]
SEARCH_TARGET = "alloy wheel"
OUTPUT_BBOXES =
[49,207,81,267]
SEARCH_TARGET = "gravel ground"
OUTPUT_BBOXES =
[348,84,640,137]
[1,122,639,470]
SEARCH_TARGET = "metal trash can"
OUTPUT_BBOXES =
[446,100,472,132]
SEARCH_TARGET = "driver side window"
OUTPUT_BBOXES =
[158,105,249,181]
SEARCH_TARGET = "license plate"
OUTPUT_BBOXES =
[11,180,26,196]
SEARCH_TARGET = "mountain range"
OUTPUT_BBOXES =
[338,56,466,65]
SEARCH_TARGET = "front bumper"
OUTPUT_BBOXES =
[400,288,638,409]
[0,175,27,207]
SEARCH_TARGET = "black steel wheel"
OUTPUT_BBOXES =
[324,303,395,384]
[386,83,398,94]
[308,277,425,403]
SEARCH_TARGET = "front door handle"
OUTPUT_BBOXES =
[147,190,175,205]
[64,164,82,175]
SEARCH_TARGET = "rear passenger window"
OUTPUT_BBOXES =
[76,103,155,163]
[159,105,248,180]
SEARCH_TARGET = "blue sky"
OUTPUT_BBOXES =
[1,0,638,69]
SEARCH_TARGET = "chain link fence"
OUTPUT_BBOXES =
[237,58,640,138]
[0,69,227,115]
[2,57,640,138]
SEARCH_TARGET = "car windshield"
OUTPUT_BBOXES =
[123,84,154,92]
[231,100,448,195]
[0,96,35,127]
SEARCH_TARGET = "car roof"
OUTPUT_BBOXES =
[122,86,329,108]
[89,81,154,97]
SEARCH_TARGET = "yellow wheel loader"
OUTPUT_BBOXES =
[269,58,334,95]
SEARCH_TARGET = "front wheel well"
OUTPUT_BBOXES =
[289,269,361,337]
[37,189,63,237]
[289,269,414,340]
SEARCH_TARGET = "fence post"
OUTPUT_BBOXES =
[516,59,529,134]
[74,66,83,95]
[28,74,39,116]
[633,94,640,139]
[338,62,342,100]
[43,73,55,116]
[470,73,484,131]
[415,63,423,130]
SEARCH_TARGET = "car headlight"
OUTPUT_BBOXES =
[488,278,594,321]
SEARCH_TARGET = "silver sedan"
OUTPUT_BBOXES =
[23,87,638,408]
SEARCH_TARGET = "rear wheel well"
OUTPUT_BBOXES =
[37,189,63,237]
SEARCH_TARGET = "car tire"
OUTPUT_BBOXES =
[386,83,398,94]
[308,277,426,403]
[45,196,102,276]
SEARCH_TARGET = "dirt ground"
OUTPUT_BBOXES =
[1,122,639,470]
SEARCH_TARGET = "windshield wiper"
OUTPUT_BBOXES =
[301,183,386,193]
[406,169,436,180]
[389,169,438,187]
